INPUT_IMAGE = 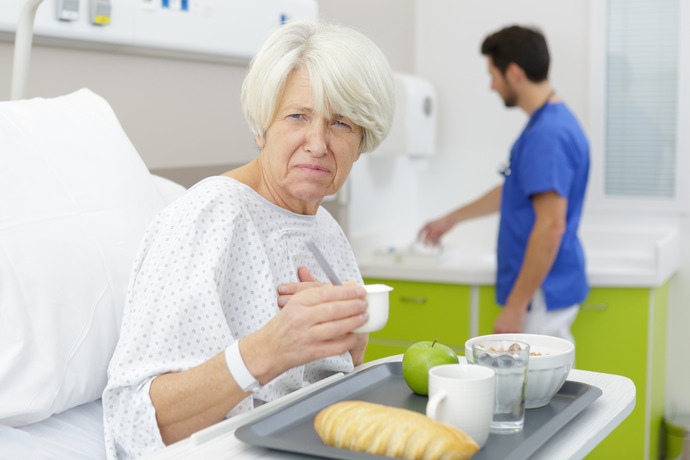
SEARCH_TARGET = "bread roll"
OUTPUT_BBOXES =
[314,400,479,460]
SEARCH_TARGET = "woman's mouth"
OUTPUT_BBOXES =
[295,164,330,175]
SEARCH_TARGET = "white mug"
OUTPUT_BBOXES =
[426,363,495,448]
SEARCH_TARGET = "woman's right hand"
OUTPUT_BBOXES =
[149,281,367,446]
[242,283,369,384]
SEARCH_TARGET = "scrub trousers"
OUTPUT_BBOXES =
[522,288,579,344]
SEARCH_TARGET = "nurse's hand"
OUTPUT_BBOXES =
[493,304,527,334]
[418,216,454,246]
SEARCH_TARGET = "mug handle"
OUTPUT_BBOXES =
[426,390,448,420]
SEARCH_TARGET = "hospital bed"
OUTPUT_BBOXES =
[0,1,186,458]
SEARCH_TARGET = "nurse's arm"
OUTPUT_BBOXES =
[418,184,503,245]
[493,191,567,333]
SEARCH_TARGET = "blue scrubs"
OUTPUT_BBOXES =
[496,102,590,310]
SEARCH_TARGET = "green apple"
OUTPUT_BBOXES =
[402,339,459,395]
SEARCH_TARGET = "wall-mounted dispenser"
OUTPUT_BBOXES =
[373,73,437,157]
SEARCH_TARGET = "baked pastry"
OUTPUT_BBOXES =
[314,400,479,459]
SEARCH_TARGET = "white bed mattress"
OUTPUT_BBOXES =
[0,399,105,460]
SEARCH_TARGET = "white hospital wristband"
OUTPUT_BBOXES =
[224,340,261,393]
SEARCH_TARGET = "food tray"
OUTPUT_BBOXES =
[235,362,602,460]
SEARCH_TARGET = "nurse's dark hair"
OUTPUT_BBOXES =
[481,25,550,82]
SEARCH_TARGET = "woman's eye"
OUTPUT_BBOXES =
[288,114,303,120]
[333,120,351,129]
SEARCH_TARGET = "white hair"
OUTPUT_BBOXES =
[241,20,395,153]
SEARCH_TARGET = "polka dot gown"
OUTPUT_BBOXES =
[102,176,363,459]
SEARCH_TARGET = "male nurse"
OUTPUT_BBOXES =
[418,25,589,342]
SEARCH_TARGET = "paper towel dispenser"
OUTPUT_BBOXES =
[373,73,437,157]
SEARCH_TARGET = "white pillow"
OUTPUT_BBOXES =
[151,174,187,203]
[0,89,168,426]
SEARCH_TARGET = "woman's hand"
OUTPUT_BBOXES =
[348,331,369,367]
[246,282,369,382]
[276,266,369,366]
[149,271,367,446]
[276,266,324,306]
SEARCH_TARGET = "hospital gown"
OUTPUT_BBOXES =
[102,176,363,460]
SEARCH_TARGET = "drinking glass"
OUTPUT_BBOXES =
[471,340,530,433]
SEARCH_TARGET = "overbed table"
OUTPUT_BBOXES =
[142,355,635,460]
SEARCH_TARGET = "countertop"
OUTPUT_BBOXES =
[141,355,636,460]
[353,223,680,288]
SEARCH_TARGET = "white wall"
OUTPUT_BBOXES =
[0,41,256,170]
[414,0,590,238]
[0,0,415,174]
[347,0,590,249]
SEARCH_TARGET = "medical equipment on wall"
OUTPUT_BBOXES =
[88,0,111,26]
[55,0,79,21]
[0,0,318,76]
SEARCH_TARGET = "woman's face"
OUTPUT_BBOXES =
[256,68,363,214]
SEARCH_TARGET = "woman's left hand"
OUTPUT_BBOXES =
[348,331,369,367]
[277,266,324,306]
[277,266,369,365]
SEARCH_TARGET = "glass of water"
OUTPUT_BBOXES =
[471,340,530,433]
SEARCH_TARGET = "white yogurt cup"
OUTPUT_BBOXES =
[354,284,393,333]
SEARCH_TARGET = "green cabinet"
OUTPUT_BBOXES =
[362,279,471,362]
[479,284,669,460]
[574,285,667,460]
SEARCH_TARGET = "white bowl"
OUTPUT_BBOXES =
[465,333,575,409]
[354,284,393,333]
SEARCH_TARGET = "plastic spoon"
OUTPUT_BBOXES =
[305,240,342,285]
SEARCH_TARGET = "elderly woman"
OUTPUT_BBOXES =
[102,19,395,460]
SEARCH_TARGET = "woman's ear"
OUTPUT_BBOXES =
[255,135,265,149]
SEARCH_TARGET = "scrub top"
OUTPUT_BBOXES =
[496,102,590,310]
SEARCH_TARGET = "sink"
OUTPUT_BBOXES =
[352,223,680,287]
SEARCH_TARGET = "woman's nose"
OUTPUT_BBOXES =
[305,122,328,156]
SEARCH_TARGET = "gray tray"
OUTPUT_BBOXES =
[235,362,602,459]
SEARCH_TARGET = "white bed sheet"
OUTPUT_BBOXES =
[0,399,105,460]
